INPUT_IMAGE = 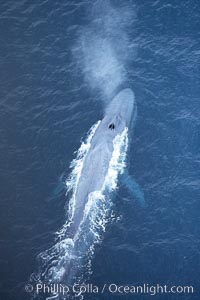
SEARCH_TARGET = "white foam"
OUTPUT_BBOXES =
[56,121,101,239]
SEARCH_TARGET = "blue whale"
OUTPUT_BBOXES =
[68,88,141,238]
[37,88,144,289]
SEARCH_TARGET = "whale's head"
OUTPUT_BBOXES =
[104,88,136,132]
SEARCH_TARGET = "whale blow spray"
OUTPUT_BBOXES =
[73,0,137,100]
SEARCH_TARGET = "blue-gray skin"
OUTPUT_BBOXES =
[68,88,136,238]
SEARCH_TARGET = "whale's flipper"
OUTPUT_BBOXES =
[122,170,145,207]
[52,173,66,198]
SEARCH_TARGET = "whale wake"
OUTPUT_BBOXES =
[31,121,129,298]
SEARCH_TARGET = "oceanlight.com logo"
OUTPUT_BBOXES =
[25,282,194,297]
[108,283,194,296]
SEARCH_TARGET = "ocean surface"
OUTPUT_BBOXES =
[0,0,200,299]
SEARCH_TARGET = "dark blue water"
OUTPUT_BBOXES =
[1,0,200,299]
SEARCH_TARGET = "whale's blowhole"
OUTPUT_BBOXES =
[109,123,115,130]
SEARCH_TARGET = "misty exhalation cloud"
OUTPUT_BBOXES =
[73,0,136,101]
